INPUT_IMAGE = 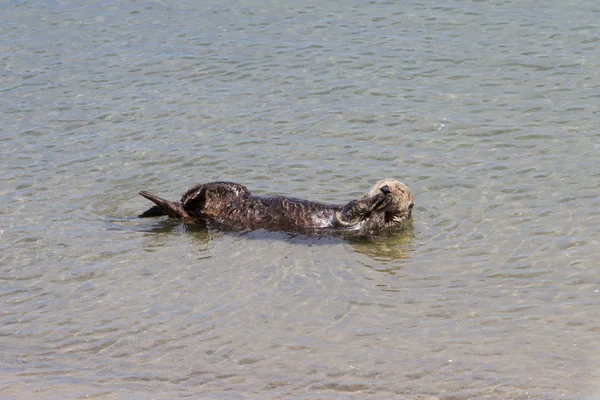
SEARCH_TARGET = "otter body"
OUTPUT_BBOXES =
[139,180,413,236]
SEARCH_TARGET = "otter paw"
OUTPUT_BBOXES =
[380,185,391,195]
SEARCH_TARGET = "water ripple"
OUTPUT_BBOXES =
[1,0,599,399]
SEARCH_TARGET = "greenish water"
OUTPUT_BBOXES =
[2,1,600,399]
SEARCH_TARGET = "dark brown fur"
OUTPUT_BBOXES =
[139,180,413,235]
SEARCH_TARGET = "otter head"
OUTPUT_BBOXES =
[364,179,414,229]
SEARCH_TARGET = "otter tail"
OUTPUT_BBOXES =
[139,191,189,220]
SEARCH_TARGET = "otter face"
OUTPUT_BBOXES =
[365,179,414,229]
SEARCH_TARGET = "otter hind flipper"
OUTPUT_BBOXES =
[139,205,165,218]
[139,191,188,220]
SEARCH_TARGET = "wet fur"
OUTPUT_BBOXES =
[139,180,413,235]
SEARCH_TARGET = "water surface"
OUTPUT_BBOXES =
[2,0,600,399]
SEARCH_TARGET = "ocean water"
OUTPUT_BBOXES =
[2,0,600,398]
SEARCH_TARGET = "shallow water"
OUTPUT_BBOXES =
[2,0,600,399]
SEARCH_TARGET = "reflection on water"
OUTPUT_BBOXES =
[130,215,416,262]
[347,223,415,265]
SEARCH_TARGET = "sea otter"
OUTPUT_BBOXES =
[138,179,414,236]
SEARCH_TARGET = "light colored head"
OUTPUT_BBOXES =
[365,179,414,226]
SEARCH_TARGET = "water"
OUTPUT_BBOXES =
[2,0,600,398]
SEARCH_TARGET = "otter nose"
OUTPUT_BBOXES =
[380,185,391,195]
